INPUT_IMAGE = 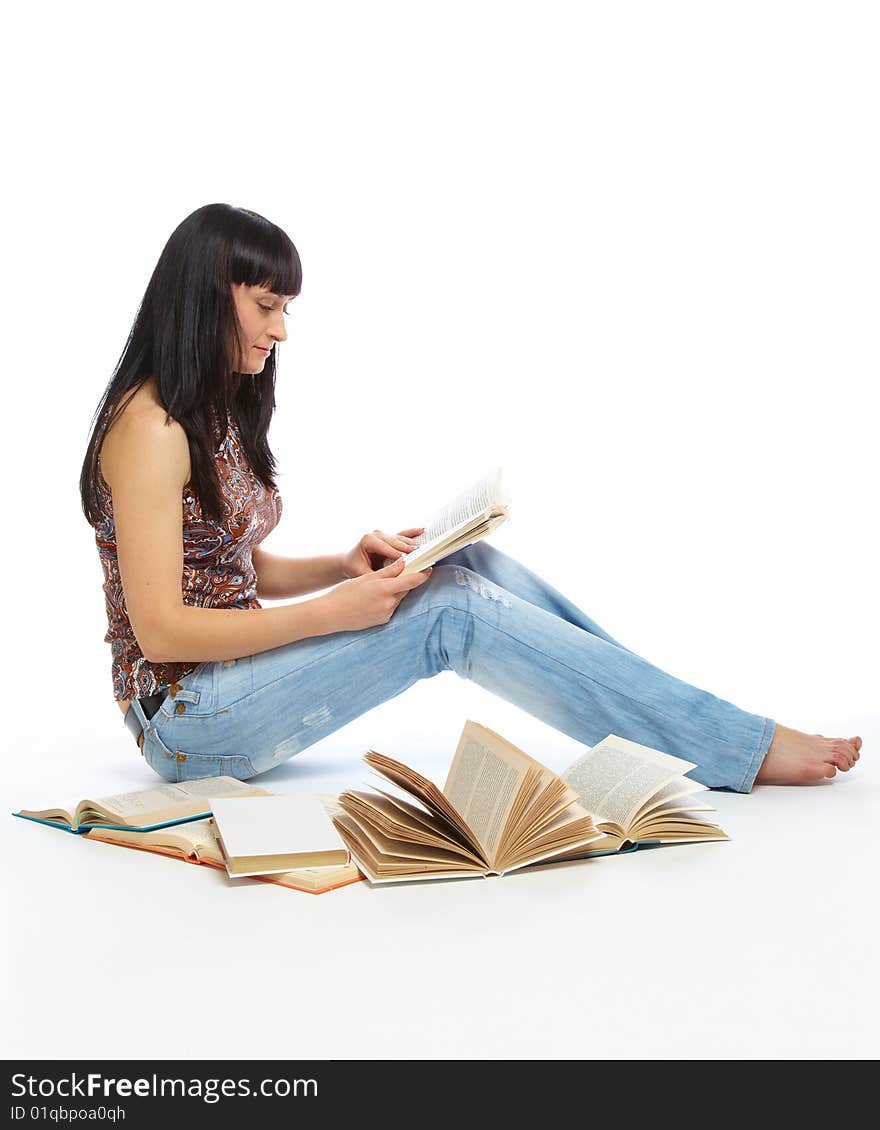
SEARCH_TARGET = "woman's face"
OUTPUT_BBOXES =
[229,282,294,372]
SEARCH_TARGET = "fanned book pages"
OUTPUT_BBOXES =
[11,777,270,835]
[381,466,511,575]
[547,735,729,860]
[82,796,364,895]
[331,720,604,885]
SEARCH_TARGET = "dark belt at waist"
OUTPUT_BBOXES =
[124,690,168,748]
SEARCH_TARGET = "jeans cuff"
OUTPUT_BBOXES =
[737,716,776,793]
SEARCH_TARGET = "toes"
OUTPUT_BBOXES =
[851,736,862,753]
[828,750,852,772]
[830,740,856,767]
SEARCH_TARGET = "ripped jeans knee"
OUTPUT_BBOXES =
[449,565,512,608]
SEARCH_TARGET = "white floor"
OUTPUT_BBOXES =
[3,684,877,1061]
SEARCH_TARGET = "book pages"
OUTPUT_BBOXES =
[18,776,270,829]
[498,805,604,870]
[443,721,537,864]
[339,789,485,863]
[561,735,698,832]
[418,466,510,548]
[362,750,486,859]
[399,510,510,575]
[331,812,485,878]
[628,777,709,825]
[84,816,218,859]
[92,776,267,817]
[385,466,511,574]
[84,819,364,892]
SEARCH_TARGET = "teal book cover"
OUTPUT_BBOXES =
[549,840,661,863]
[11,811,213,835]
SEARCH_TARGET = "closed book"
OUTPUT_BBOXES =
[209,794,351,877]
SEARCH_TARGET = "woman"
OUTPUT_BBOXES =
[80,203,862,789]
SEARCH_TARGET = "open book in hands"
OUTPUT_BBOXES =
[382,466,511,575]
[332,720,604,884]
[548,734,729,859]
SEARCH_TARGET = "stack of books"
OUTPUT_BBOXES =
[11,721,729,892]
[12,776,363,895]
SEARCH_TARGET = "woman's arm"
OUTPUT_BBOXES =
[251,546,346,600]
[101,408,342,664]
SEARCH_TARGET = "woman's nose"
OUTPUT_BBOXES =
[272,314,288,343]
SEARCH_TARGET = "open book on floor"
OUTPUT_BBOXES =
[332,720,605,884]
[382,466,511,575]
[544,734,728,861]
[12,777,269,834]
[82,797,364,895]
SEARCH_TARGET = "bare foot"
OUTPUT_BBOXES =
[755,724,862,784]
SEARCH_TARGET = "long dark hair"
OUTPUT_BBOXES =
[80,203,302,526]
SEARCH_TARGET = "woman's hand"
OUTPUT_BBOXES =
[340,527,425,579]
[318,556,433,633]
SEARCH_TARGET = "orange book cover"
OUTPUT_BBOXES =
[82,831,365,895]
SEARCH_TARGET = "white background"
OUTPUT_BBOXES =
[2,1,877,1061]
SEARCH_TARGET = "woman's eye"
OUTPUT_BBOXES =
[259,304,273,312]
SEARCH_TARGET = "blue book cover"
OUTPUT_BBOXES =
[552,839,658,861]
[11,811,213,835]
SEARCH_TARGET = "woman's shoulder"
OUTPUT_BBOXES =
[99,379,190,492]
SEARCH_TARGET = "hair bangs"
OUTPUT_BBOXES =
[230,207,303,299]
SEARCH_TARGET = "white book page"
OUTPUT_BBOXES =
[413,466,510,551]
[91,776,265,819]
[561,735,698,831]
[630,776,709,823]
[318,793,346,820]
[84,817,220,857]
[160,817,217,851]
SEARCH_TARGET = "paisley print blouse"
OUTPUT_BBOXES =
[93,412,283,701]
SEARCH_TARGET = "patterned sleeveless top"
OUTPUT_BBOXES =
[93,409,283,701]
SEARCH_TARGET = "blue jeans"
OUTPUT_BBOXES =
[133,542,775,792]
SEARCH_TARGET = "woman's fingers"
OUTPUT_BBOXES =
[391,567,433,597]
[367,531,399,557]
[371,529,420,556]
